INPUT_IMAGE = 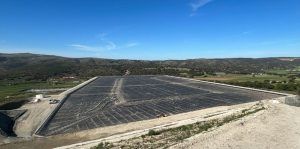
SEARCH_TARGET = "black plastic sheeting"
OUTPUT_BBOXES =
[37,75,284,136]
[0,110,26,136]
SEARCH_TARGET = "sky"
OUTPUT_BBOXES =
[0,0,299,60]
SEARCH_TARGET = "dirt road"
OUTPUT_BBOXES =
[14,97,58,137]
[172,102,300,149]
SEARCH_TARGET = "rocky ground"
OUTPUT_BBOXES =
[172,101,300,149]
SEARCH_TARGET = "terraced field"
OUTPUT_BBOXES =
[37,75,284,136]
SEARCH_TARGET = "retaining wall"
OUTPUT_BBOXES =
[283,96,300,107]
[34,77,98,136]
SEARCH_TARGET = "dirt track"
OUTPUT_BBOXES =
[14,98,57,137]
[172,101,300,149]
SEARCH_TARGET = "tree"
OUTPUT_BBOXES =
[288,75,296,83]
[297,88,300,96]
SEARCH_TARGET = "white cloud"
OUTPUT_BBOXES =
[69,42,118,52]
[70,33,139,52]
[105,41,117,50]
[242,31,251,35]
[70,41,139,52]
[125,42,139,48]
[69,44,104,52]
[190,0,214,16]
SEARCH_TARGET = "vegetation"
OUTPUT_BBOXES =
[91,142,114,149]
[0,53,299,104]
[147,129,160,136]
[297,88,300,96]
[266,66,300,75]
[197,74,300,94]
[92,104,265,149]
[0,79,82,106]
[196,74,289,82]
[1,53,299,81]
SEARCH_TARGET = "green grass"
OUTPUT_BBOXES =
[266,66,300,75]
[266,69,290,75]
[230,74,287,82]
[0,80,82,104]
[195,73,300,94]
[195,74,290,83]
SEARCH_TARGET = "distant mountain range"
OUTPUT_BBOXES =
[0,53,299,81]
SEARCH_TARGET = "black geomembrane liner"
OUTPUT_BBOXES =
[37,75,283,136]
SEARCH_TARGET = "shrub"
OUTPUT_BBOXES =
[297,88,300,96]
[148,129,160,136]
[92,142,113,149]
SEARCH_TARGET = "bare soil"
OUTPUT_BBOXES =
[13,97,58,138]
[172,101,300,149]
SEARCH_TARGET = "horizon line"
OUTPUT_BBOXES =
[1,52,299,61]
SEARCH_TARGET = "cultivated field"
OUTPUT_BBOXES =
[195,74,291,82]
[37,75,283,136]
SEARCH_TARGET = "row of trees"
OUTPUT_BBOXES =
[223,81,300,93]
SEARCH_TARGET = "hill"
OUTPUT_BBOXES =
[0,53,300,81]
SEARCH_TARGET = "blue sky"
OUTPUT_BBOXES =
[0,0,299,60]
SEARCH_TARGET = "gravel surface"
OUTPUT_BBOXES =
[172,101,300,149]
[14,97,58,138]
